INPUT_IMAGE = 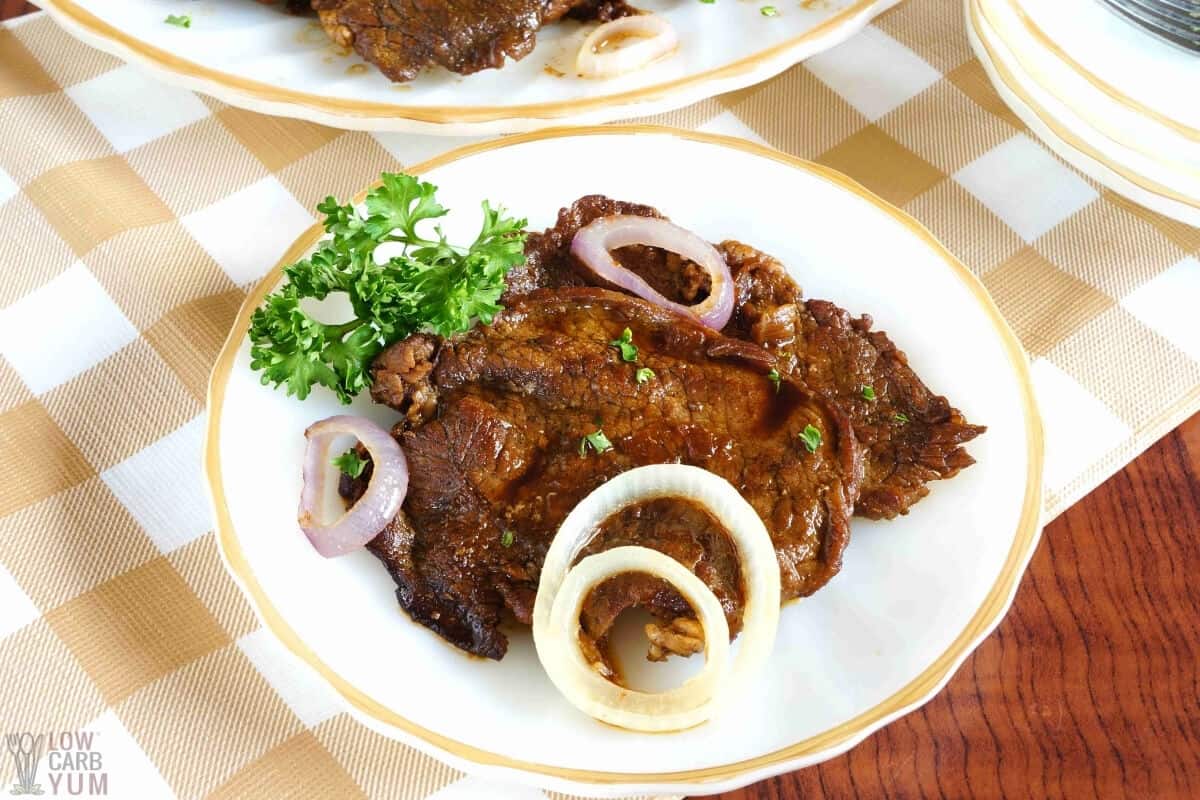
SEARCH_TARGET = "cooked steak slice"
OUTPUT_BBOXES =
[717,242,985,519]
[576,496,743,672]
[311,0,633,83]
[498,195,984,519]
[368,509,514,658]
[369,333,440,432]
[369,288,861,658]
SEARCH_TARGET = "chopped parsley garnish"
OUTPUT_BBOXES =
[800,424,822,453]
[699,0,716,4]
[500,530,515,548]
[609,327,638,362]
[636,367,656,384]
[894,413,910,424]
[248,172,526,403]
[579,429,614,456]
[332,449,367,478]
[767,368,782,393]
[862,385,876,401]
[164,14,191,28]
[761,5,778,16]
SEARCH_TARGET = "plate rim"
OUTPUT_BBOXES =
[998,0,1200,142]
[977,0,1200,179]
[968,0,1200,224]
[203,125,1045,793]
[37,0,894,133]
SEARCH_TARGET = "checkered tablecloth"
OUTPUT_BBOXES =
[1,2,1198,798]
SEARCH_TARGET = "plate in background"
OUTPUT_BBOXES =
[39,0,898,134]
[971,0,1200,226]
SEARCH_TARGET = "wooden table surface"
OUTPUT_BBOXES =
[1,1,34,18]
[4,2,1198,797]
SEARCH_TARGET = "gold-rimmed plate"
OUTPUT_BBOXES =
[999,0,1200,124]
[969,0,1200,227]
[204,127,1043,797]
[40,0,897,135]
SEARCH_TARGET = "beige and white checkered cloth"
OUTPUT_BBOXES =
[1,2,1198,798]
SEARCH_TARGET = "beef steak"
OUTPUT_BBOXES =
[367,288,861,659]
[310,0,633,82]
[501,195,985,518]
[358,195,983,662]
[718,241,986,519]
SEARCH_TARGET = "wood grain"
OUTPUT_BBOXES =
[2,4,1197,798]
[0,1,37,18]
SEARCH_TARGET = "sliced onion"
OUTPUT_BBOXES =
[576,15,678,79]
[570,216,735,330]
[544,546,731,732]
[532,464,781,731]
[298,415,408,558]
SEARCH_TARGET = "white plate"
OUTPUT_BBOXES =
[1006,0,1200,133]
[968,0,1200,227]
[40,0,897,135]
[980,0,1200,175]
[205,127,1043,797]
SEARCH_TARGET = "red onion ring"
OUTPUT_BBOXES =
[298,415,408,558]
[570,215,735,330]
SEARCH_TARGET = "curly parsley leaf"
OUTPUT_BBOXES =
[248,290,344,401]
[363,172,448,243]
[248,172,527,404]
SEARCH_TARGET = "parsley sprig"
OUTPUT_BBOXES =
[248,173,527,403]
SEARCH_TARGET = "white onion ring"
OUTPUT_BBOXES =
[570,215,735,330]
[576,15,679,79]
[533,464,781,731]
[544,546,732,732]
[298,415,408,558]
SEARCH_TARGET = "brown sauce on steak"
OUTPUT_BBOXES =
[365,288,860,659]
[503,195,985,520]
[575,497,743,679]
[717,241,986,518]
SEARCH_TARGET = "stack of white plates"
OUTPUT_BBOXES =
[967,0,1200,226]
